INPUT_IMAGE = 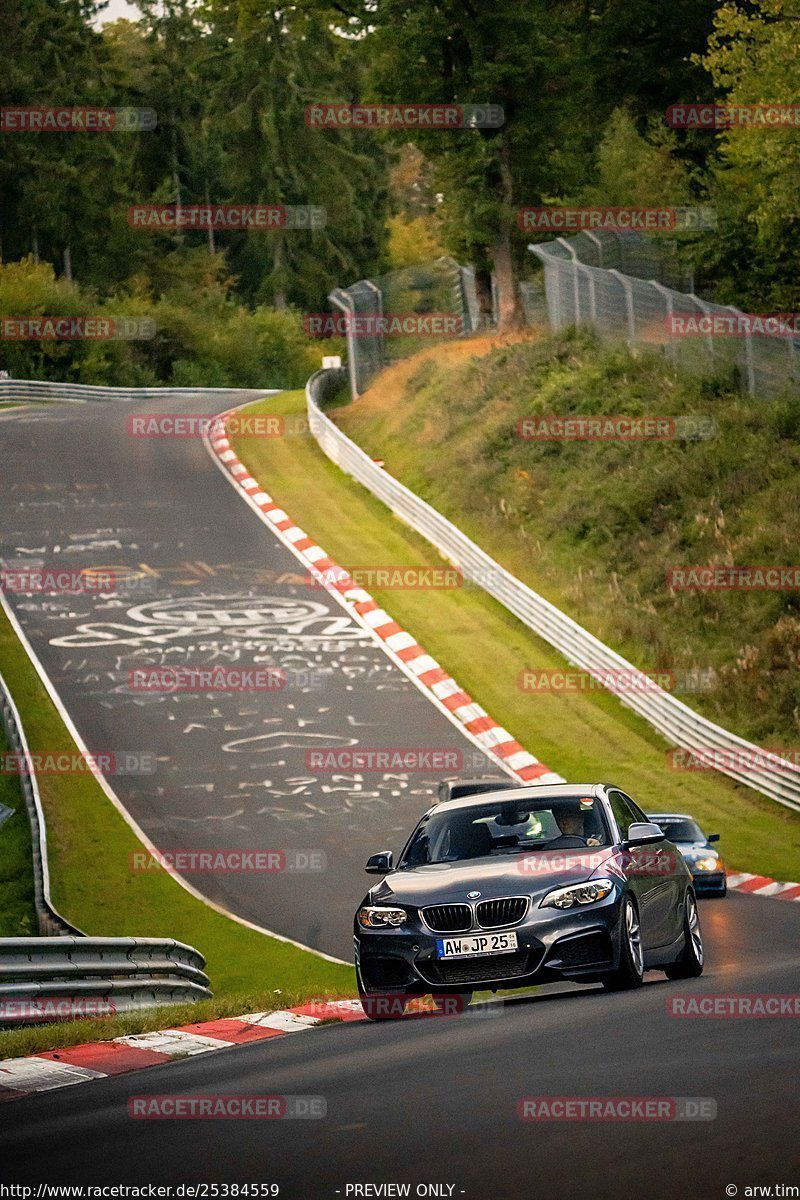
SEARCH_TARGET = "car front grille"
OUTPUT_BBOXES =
[476,897,529,928]
[425,952,534,986]
[422,904,472,933]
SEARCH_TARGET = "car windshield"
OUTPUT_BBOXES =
[397,794,612,867]
[651,817,705,842]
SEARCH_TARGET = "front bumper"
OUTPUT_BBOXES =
[354,896,622,994]
[690,868,726,895]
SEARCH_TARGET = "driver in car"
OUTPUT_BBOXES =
[549,800,603,847]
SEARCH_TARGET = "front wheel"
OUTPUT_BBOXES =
[602,896,644,991]
[664,890,704,979]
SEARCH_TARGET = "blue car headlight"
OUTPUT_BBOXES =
[539,878,615,910]
[688,855,720,872]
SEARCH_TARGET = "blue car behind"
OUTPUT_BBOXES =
[647,812,727,896]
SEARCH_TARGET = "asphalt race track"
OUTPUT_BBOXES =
[0,395,506,959]
[1,893,797,1197]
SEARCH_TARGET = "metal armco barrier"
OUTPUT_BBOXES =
[0,671,82,936]
[0,380,268,405]
[306,368,800,813]
[0,938,211,1025]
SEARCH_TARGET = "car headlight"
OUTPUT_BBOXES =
[539,879,614,909]
[357,906,408,929]
[691,856,720,872]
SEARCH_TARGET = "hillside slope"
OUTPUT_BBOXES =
[333,330,800,749]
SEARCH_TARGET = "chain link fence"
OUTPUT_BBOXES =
[527,230,799,398]
[329,256,478,398]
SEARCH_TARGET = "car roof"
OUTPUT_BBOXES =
[433,782,611,814]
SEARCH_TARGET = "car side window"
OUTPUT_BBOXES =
[617,791,650,826]
[607,790,638,840]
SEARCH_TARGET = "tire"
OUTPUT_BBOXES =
[432,991,473,1015]
[664,890,704,980]
[602,896,644,991]
[357,971,408,1021]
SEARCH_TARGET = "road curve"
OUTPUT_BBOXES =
[0,393,507,959]
[1,893,797,1197]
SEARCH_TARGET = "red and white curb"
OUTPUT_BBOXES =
[205,409,562,787]
[0,1001,366,1103]
[727,872,800,900]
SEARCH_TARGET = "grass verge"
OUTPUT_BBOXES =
[0,724,37,937]
[231,384,800,883]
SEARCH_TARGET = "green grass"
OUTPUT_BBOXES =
[0,727,37,937]
[232,387,800,883]
[0,613,354,1060]
[336,331,800,749]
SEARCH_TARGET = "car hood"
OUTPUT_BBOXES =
[675,841,718,856]
[370,849,617,906]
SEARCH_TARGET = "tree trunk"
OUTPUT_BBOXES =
[204,178,215,255]
[272,235,287,309]
[63,245,73,281]
[491,136,523,331]
[31,228,39,263]
[474,268,494,327]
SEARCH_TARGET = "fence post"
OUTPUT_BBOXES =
[650,281,678,365]
[690,294,717,373]
[328,287,359,400]
[556,237,581,324]
[608,269,636,342]
[584,230,605,269]
[364,279,384,373]
[724,304,755,395]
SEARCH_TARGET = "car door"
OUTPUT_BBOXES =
[607,790,671,950]
[615,790,683,947]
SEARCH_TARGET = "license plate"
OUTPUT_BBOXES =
[436,932,518,959]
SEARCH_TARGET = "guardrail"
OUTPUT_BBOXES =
[0,937,211,1024]
[0,671,82,936]
[306,368,800,813]
[0,380,269,405]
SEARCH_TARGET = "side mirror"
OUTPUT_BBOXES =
[708,833,720,843]
[624,822,665,847]
[365,851,393,874]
